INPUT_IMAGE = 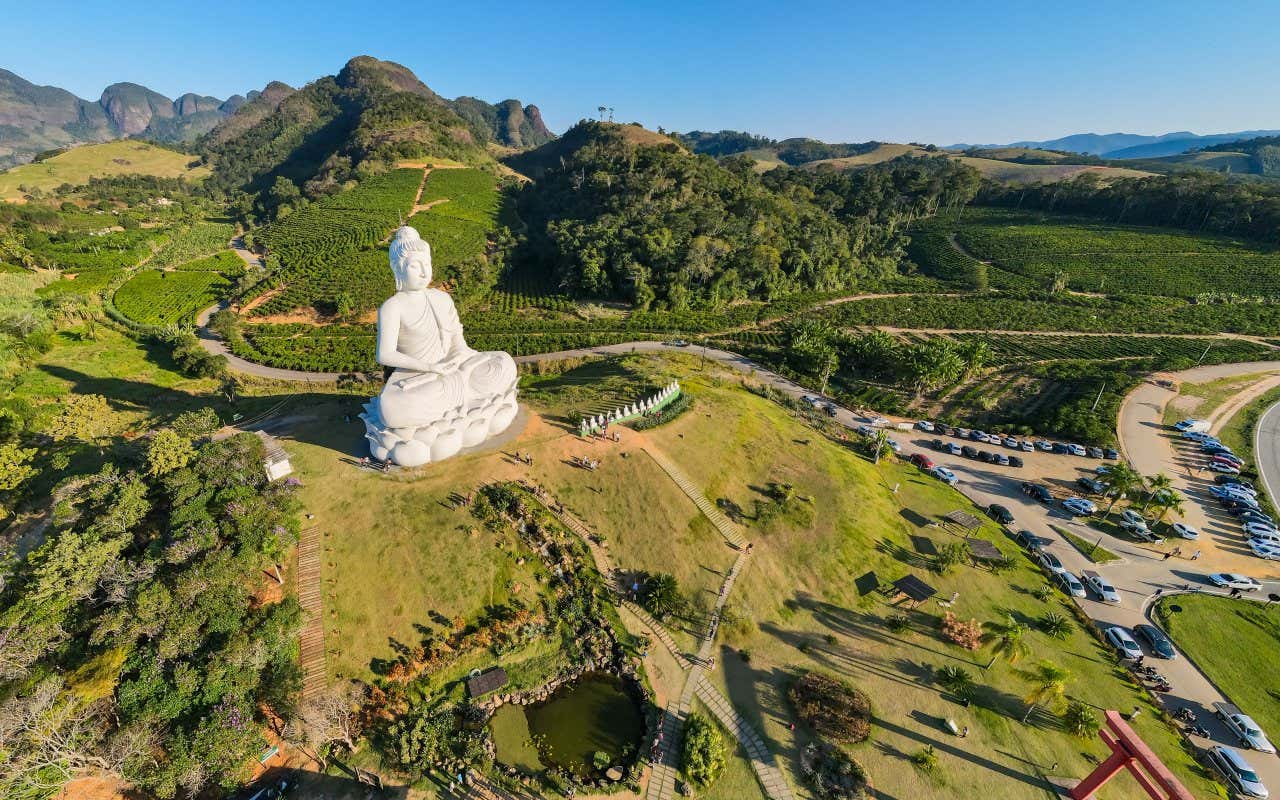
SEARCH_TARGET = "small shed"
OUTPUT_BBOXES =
[466,667,509,698]
[965,537,1004,565]
[891,574,937,608]
[257,431,293,481]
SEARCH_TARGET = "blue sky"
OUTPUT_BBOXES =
[7,0,1279,144]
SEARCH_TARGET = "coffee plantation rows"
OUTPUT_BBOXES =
[806,293,1280,336]
[36,268,121,299]
[115,270,233,326]
[150,220,237,268]
[406,212,490,271]
[29,227,164,271]
[247,168,422,316]
[172,251,245,275]
[418,168,500,225]
[897,332,1278,366]
[913,207,1280,297]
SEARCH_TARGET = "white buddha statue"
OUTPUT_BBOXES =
[360,226,518,467]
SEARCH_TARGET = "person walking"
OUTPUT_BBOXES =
[1162,551,1173,561]
[1191,549,1201,560]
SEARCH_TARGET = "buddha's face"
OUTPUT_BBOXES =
[399,253,432,291]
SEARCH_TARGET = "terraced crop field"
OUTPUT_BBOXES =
[914,208,1280,297]
[115,270,233,326]
[150,220,236,268]
[900,332,1278,366]
[30,228,164,271]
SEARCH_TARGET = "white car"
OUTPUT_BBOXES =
[916,420,935,432]
[1002,436,1019,448]
[1208,573,1263,592]
[1174,418,1211,433]
[1054,571,1087,599]
[1019,440,1034,452]
[869,415,891,427]
[1104,626,1144,660]
[1035,440,1053,451]
[1037,550,1067,575]
[1170,522,1199,540]
[1181,430,1215,441]
[1244,523,1279,541]
[1249,539,1280,560]
[1119,509,1153,538]
[930,466,957,485]
[885,439,902,454]
[1207,745,1270,799]
[1067,443,1087,456]
[1062,497,1096,516]
[1217,705,1277,755]
[945,442,963,455]
[1083,571,1121,603]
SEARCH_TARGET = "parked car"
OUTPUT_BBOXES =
[1014,529,1044,551]
[1095,464,1113,475]
[961,445,977,458]
[1241,511,1275,528]
[1083,570,1120,603]
[1249,539,1280,560]
[971,430,988,441]
[945,442,963,455]
[1209,462,1242,474]
[1171,522,1199,540]
[987,504,1014,524]
[1087,446,1104,458]
[1054,571,1087,599]
[1206,745,1270,798]
[1104,626,1143,659]
[886,439,902,454]
[1052,442,1069,454]
[1208,573,1263,592]
[1037,550,1067,575]
[910,453,935,470]
[1035,439,1053,451]
[1119,509,1154,538]
[1221,479,1257,495]
[1066,443,1087,456]
[916,420,935,432]
[936,424,954,436]
[1008,455,1023,468]
[1215,702,1276,754]
[1077,477,1106,494]
[1030,484,1052,502]
[1103,448,1119,459]
[931,466,958,486]
[1133,624,1176,659]
[1020,440,1035,452]
[955,427,971,439]
[1062,497,1096,516]
[1243,522,1279,540]
[978,450,994,463]
[1174,418,1211,433]
[994,453,1010,466]
[1182,430,1215,442]
[1002,436,1019,448]
[1020,480,1037,494]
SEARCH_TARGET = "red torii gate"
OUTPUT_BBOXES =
[1069,710,1195,799]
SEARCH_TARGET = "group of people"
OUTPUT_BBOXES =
[357,456,392,473]
[572,455,601,471]
[513,450,535,466]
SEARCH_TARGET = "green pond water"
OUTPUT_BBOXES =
[491,672,643,776]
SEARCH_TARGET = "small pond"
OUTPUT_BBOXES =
[491,672,644,777]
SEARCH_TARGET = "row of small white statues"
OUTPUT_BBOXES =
[579,381,681,436]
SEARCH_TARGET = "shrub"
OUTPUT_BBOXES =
[934,665,975,699]
[681,713,726,788]
[788,672,872,743]
[909,745,939,773]
[931,541,968,575]
[940,612,982,650]
[638,573,687,621]
[1038,611,1073,640]
[885,613,912,634]
[1063,699,1101,739]
[800,741,870,800]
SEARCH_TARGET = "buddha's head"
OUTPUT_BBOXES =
[389,226,432,291]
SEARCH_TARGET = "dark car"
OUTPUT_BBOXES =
[1008,455,1024,468]
[1133,624,1176,659]
[1077,476,1106,494]
[978,450,994,463]
[1215,474,1249,487]
[1052,442,1069,454]
[1013,529,1043,551]
[937,424,954,436]
[961,445,977,458]
[1103,448,1119,460]
[1087,446,1104,458]
[1020,480,1037,494]
[1030,484,1052,502]
[987,504,1014,524]
[931,438,945,451]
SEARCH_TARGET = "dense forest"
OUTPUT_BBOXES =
[979,171,1280,243]
[0,429,302,798]
[1201,135,1280,176]
[677,130,893,165]
[513,122,981,309]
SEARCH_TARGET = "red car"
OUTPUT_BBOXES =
[910,453,935,470]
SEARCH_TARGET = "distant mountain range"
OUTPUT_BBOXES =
[0,64,552,171]
[951,130,1280,159]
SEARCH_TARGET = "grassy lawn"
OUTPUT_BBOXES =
[1054,526,1122,564]
[278,353,1223,799]
[1156,594,1280,738]
[689,698,768,800]
[1162,372,1271,427]
[0,140,209,199]
[1218,383,1280,469]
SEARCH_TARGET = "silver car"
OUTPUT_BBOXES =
[1208,745,1269,798]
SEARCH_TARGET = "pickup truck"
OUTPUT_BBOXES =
[1216,701,1277,754]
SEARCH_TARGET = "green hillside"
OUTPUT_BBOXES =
[0,141,209,199]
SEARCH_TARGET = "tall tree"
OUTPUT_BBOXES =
[980,615,1029,669]
[1016,660,1072,722]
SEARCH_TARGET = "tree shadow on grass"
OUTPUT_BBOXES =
[876,537,932,571]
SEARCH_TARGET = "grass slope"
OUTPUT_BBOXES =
[0,141,209,198]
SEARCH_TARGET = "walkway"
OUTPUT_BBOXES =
[641,446,747,550]
[693,674,795,800]
[296,526,327,697]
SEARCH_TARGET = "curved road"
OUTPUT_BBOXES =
[1255,400,1280,511]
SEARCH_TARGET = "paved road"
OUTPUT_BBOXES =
[1255,400,1280,511]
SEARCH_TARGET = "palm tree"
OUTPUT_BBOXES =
[1063,699,1101,738]
[1151,489,1185,525]
[872,429,891,464]
[1016,660,1072,722]
[1101,462,1142,518]
[1141,472,1174,513]
[1037,611,1073,640]
[981,615,1030,669]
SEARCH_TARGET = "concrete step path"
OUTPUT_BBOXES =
[693,674,795,800]
[642,447,746,549]
[623,601,692,669]
[296,526,327,697]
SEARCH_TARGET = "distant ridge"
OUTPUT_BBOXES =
[950,129,1280,159]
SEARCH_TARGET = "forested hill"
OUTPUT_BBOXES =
[511,121,980,309]
[677,130,890,165]
[199,56,547,220]
[1200,135,1280,176]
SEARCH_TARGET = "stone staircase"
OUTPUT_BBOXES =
[641,447,746,549]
